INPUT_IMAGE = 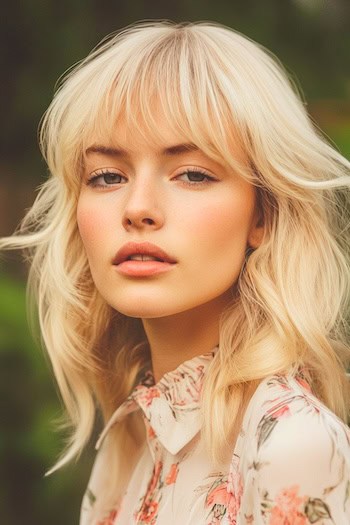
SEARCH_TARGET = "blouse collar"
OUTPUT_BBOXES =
[95,348,217,455]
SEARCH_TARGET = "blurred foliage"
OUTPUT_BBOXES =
[0,0,349,524]
[327,125,350,158]
[0,270,94,525]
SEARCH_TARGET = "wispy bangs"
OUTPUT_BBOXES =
[55,25,252,188]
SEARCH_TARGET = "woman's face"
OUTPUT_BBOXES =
[77,115,263,319]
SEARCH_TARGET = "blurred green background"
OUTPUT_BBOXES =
[0,1,349,523]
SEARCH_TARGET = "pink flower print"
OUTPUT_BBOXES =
[165,463,179,485]
[268,485,307,525]
[295,376,312,393]
[206,479,230,508]
[136,386,161,407]
[135,461,162,524]
[227,462,243,521]
[97,508,118,525]
[137,500,159,524]
[148,460,163,494]
[270,405,290,420]
[147,424,156,440]
[205,477,231,524]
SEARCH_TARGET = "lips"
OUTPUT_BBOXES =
[113,242,177,266]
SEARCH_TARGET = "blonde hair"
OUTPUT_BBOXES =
[1,20,350,514]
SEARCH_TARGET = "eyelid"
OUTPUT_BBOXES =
[174,166,215,177]
[88,167,124,178]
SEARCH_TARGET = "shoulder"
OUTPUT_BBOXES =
[245,373,350,468]
[235,373,350,523]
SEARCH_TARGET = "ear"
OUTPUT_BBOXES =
[248,210,265,249]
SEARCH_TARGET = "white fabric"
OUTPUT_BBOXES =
[80,352,350,524]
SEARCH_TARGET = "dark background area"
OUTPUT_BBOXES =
[0,1,349,523]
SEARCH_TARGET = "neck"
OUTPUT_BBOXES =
[142,291,232,382]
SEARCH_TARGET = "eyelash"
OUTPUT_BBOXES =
[86,168,217,188]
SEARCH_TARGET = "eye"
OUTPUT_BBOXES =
[86,169,127,188]
[175,169,217,186]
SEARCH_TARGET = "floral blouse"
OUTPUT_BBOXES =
[80,351,350,524]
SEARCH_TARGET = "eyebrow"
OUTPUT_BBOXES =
[85,142,199,157]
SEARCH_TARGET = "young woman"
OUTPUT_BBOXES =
[1,21,350,524]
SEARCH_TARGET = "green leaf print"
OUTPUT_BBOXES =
[304,497,332,523]
[257,416,278,450]
[86,488,96,506]
[345,480,350,509]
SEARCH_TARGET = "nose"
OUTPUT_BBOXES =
[122,176,164,231]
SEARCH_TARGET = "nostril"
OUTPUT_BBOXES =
[123,213,161,229]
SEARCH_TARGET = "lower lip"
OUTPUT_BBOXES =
[114,261,176,277]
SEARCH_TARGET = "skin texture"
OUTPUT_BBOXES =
[77,116,263,381]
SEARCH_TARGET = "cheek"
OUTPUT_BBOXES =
[184,195,255,253]
[193,200,253,292]
[76,198,110,251]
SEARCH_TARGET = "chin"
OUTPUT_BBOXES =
[111,299,199,320]
[117,308,171,320]
[109,300,172,319]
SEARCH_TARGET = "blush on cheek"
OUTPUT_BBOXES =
[183,206,225,234]
[76,204,107,246]
[188,202,253,242]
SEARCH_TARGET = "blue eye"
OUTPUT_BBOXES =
[176,170,216,185]
[87,170,126,187]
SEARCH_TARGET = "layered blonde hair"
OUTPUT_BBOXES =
[1,20,350,510]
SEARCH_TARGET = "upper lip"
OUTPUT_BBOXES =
[113,242,177,265]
